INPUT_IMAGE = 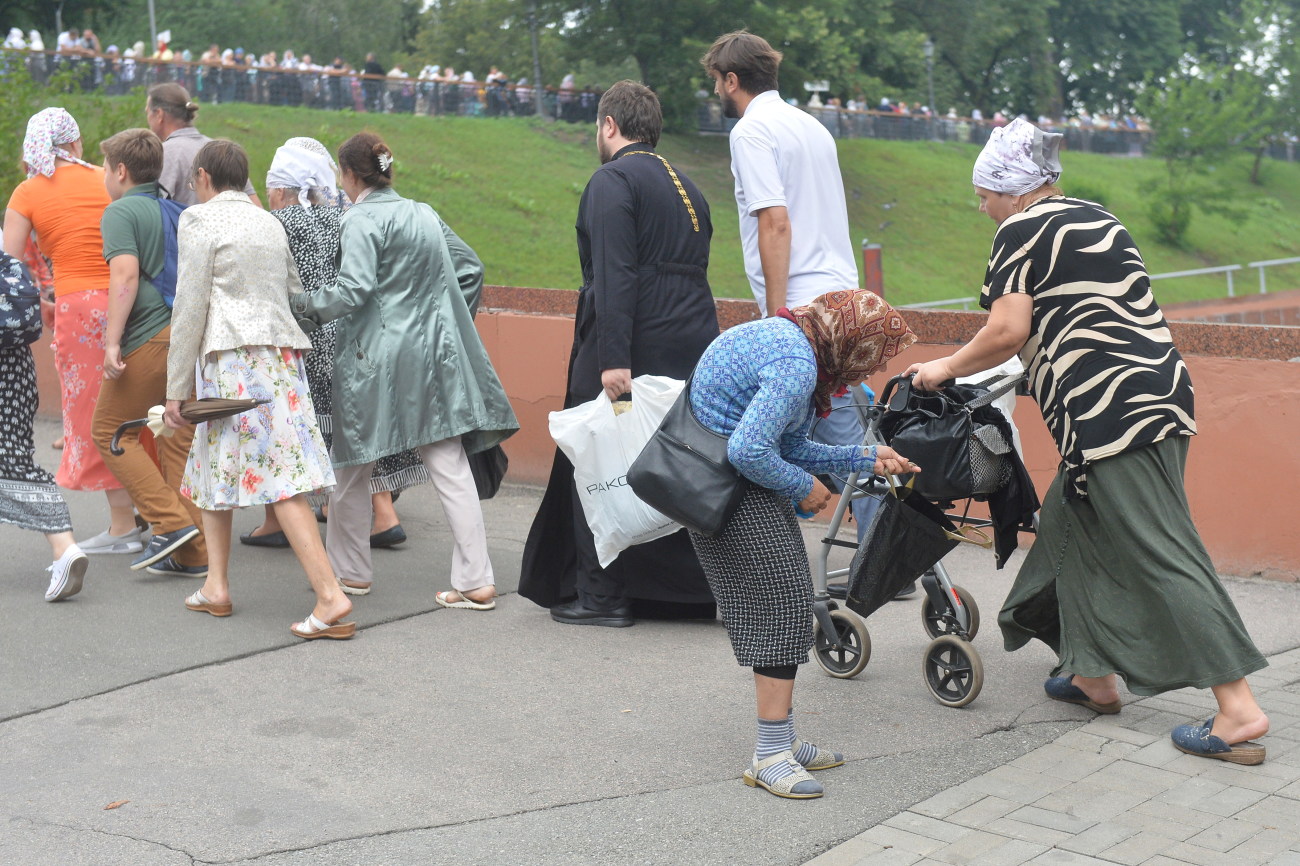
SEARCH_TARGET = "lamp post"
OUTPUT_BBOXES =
[923,37,937,140]
[923,37,936,113]
[148,0,158,58]
[528,0,544,119]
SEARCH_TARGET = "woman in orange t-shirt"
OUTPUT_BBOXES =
[2,107,138,555]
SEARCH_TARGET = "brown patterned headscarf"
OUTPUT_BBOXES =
[777,290,917,418]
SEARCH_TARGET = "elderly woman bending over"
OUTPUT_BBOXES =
[688,289,917,799]
[908,118,1268,764]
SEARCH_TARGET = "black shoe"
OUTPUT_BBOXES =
[892,581,918,600]
[549,598,633,628]
[370,525,407,548]
[239,529,290,548]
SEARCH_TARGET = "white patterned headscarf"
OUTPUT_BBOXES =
[22,107,96,178]
[266,136,340,208]
[972,117,1064,195]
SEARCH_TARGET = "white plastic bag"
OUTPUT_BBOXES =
[548,374,684,567]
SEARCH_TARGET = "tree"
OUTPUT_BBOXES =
[1138,60,1274,244]
[410,0,564,83]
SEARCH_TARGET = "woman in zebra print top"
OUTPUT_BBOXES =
[909,119,1269,765]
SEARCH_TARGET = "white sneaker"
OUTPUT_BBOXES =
[46,544,89,601]
[77,527,144,554]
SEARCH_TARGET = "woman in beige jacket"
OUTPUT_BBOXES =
[164,139,353,640]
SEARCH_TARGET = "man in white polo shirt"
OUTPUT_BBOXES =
[702,30,889,571]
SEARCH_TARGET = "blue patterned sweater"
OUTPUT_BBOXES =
[690,317,873,502]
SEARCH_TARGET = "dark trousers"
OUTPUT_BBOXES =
[569,479,627,610]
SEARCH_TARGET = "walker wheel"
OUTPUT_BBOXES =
[921,584,980,641]
[814,608,872,679]
[922,635,983,707]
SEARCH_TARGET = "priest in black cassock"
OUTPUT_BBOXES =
[519,80,720,628]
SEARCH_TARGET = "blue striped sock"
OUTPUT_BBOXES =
[755,716,797,786]
[789,708,819,764]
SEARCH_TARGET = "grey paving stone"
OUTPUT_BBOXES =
[1129,800,1226,832]
[1100,740,1142,758]
[1156,840,1257,865]
[883,812,973,844]
[1056,819,1141,856]
[1184,816,1265,852]
[930,832,1046,866]
[1127,739,1202,772]
[1234,792,1300,831]
[1098,831,1180,865]
[1026,851,1120,865]
[1084,761,1188,798]
[1053,730,1112,753]
[850,848,926,866]
[1197,763,1291,794]
[965,766,1070,804]
[1077,721,1159,747]
[1277,779,1300,800]
[910,783,990,820]
[1112,809,1205,842]
[1007,805,1096,835]
[1123,710,1203,738]
[857,825,947,857]
[945,795,1020,829]
[1265,852,1300,866]
[1229,827,1300,862]
[1151,776,1229,809]
[803,838,886,866]
[983,817,1072,846]
[1034,781,1148,822]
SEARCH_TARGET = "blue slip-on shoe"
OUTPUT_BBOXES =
[144,555,208,579]
[1044,675,1122,714]
[130,525,202,570]
[1171,717,1266,765]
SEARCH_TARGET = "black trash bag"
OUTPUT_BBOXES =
[468,444,509,500]
[846,480,960,620]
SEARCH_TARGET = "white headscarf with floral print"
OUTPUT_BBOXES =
[22,107,96,178]
[972,117,1064,195]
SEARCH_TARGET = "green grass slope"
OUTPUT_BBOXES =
[195,103,1300,306]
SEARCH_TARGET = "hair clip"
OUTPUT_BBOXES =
[376,152,394,173]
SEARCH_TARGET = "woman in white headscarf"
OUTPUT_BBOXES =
[240,137,431,551]
[2,107,139,559]
[907,118,1270,765]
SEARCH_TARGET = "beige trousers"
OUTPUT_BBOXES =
[327,436,494,590]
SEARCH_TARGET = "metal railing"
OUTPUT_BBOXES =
[2,48,601,122]
[1149,264,1244,296]
[1246,257,1300,294]
[899,297,979,311]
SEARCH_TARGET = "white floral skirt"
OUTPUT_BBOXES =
[181,346,335,511]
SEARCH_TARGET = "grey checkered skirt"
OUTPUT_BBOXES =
[689,482,813,667]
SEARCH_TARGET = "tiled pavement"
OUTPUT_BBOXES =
[807,647,1300,866]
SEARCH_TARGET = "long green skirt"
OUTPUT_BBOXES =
[998,436,1266,696]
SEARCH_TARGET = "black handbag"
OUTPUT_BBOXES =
[0,252,43,349]
[627,371,746,537]
[877,374,1019,502]
[846,476,964,619]
[468,444,508,500]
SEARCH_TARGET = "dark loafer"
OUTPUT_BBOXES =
[370,525,407,548]
[1172,717,1266,765]
[238,530,290,548]
[550,598,633,628]
[1044,675,1122,714]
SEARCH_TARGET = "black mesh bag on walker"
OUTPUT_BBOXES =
[845,477,960,619]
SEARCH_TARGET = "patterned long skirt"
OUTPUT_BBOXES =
[0,346,73,534]
[50,289,121,491]
[689,482,814,668]
[305,319,430,494]
[181,346,335,510]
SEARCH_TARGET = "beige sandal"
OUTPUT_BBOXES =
[435,589,496,611]
[290,613,356,640]
[185,589,232,617]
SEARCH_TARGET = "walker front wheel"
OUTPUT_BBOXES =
[814,609,872,679]
[921,585,981,641]
[922,635,983,708]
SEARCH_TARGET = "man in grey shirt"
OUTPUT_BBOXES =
[145,82,261,206]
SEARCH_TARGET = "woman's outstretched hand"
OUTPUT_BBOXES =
[905,359,955,392]
[874,444,918,476]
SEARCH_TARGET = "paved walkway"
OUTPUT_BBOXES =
[809,649,1300,866]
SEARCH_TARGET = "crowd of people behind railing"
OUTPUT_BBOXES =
[2,26,603,122]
